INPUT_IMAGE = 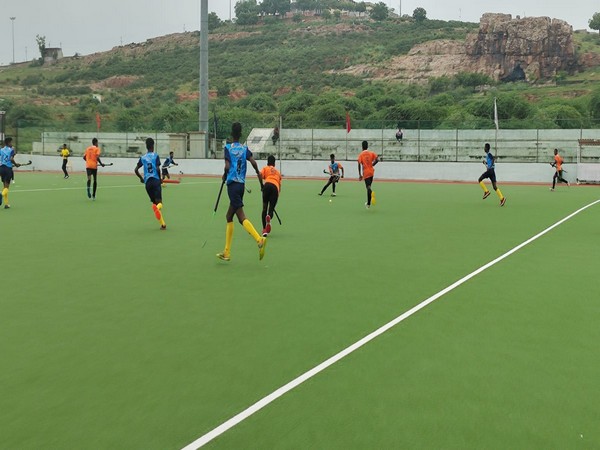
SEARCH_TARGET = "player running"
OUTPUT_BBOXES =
[83,138,105,200]
[550,148,569,191]
[217,122,266,262]
[135,138,166,230]
[478,142,506,206]
[319,153,344,197]
[161,151,179,181]
[357,140,379,209]
[260,155,282,237]
[0,137,22,209]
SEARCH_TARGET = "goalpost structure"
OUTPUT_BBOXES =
[576,139,600,184]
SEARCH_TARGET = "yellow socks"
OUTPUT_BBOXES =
[242,219,261,243]
[224,221,234,256]
[152,203,166,227]
[495,188,504,200]
[2,187,8,204]
[479,181,489,193]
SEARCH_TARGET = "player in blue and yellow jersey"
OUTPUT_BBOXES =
[161,151,178,181]
[260,155,282,236]
[0,137,22,209]
[135,138,166,230]
[319,153,344,197]
[478,142,506,206]
[217,122,267,262]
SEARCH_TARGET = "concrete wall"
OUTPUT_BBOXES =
[21,154,582,184]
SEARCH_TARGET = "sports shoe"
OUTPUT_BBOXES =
[64,175,69,179]
[265,215,272,234]
[482,191,491,199]
[371,191,377,205]
[550,188,555,191]
[160,224,167,230]
[365,202,370,209]
[152,204,162,220]
[4,204,10,209]
[318,192,323,196]
[216,252,230,261]
[87,189,92,199]
[258,237,267,260]
[566,181,570,187]
[500,197,506,207]
[262,231,268,237]
[331,193,336,197]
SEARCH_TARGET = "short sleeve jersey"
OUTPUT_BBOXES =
[139,152,161,183]
[162,156,174,168]
[61,148,70,159]
[358,150,378,179]
[0,146,15,168]
[554,154,563,171]
[260,165,282,192]
[84,146,101,169]
[224,142,252,185]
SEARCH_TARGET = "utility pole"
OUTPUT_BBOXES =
[199,0,209,157]
[10,17,16,64]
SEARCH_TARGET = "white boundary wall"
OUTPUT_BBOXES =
[22,155,574,183]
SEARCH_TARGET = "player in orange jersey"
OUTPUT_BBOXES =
[357,140,379,209]
[550,148,569,191]
[260,155,282,237]
[83,138,105,200]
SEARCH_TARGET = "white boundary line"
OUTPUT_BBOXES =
[181,198,600,450]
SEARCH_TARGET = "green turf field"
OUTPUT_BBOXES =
[2,172,599,449]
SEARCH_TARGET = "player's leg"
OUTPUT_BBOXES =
[319,178,333,195]
[491,174,505,205]
[551,172,558,190]
[62,160,68,178]
[365,177,373,206]
[86,169,92,198]
[147,179,166,229]
[92,170,98,198]
[265,184,277,234]
[558,170,569,186]
[478,172,490,198]
[1,168,11,207]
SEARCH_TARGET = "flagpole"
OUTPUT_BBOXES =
[494,97,499,157]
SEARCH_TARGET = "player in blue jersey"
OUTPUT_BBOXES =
[135,138,166,229]
[161,151,178,181]
[478,143,506,206]
[319,153,344,197]
[217,122,267,262]
[0,137,22,209]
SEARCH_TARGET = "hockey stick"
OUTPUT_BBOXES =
[273,209,282,225]
[19,160,33,167]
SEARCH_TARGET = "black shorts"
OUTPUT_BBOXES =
[86,168,98,177]
[0,166,13,184]
[227,182,245,210]
[262,182,279,206]
[145,177,162,204]
[363,176,374,188]
[161,168,169,177]
[479,169,496,183]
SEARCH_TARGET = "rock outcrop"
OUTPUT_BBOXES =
[334,13,578,83]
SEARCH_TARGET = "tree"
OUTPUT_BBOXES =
[413,7,427,24]
[369,2,389,21]
[235,0,259,25]
[260,0,291,16]
[208,12,223,30]
[35,35,46,62]
[589,12,600,34]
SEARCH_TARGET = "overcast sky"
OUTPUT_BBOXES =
[0,0,597,66]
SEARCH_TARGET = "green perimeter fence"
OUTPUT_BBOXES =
[2,118,600,163]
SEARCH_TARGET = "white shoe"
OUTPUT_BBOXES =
[365,202,370,209]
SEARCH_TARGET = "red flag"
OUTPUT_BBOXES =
[346,111,351,133]
[96,112,101,131]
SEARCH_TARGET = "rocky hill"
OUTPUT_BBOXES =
[335,13,591,83]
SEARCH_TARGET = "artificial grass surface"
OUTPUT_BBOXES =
[2,172,599,449]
